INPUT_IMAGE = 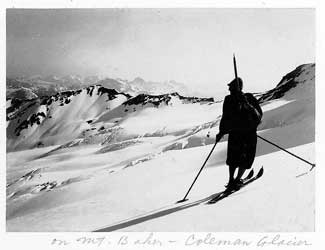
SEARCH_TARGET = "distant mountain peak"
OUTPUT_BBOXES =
[132,77,145,83]
[258,63,315,102]
[7,74,192,98]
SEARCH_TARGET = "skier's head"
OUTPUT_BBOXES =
[228,77,243,93]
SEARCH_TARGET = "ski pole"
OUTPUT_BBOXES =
[177,140,218,203]
[257,135,315,168]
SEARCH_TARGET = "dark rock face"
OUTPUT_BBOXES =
[97,86,131,100]
[123,92,214,107]
[14,112,46,136]
[123,93,170,107]
[177,94,214,103]
[7,99,39,121]
[86,86,95,96]
[258,64,315,103]
[37,85,128,108]
[6,98,24,117]
[39,89,82,106]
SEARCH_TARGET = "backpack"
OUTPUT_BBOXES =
[238,93,262,130]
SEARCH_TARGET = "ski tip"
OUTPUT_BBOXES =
[176,199,188,204]
[257,167,264,178]
[246,169,254,179]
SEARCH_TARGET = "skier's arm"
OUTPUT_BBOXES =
[218,96,231,135]
[249,94,263,118]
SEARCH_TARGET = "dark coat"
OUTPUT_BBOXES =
[219,92,263,168]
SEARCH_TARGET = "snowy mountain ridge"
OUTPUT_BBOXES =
[258,63,315,102]
[6,63,315,152]
[6,85,215,151]
[6,85,129,151]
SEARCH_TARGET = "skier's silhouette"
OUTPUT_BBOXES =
[215,77,263,190]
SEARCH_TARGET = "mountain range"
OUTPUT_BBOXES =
[6,75,191,99]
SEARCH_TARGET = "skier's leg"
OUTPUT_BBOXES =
[225,165,237,188]
[229,165,237,182]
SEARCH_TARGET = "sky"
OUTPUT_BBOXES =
[6,8,314,96]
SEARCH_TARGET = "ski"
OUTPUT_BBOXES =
[207,167,264,204]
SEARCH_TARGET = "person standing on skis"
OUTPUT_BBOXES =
[215,77,263,190]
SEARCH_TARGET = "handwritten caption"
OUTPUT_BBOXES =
[51,233,312,247]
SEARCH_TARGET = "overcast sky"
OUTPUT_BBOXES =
[7,8,314,96]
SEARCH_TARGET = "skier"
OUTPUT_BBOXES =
[215,77,263,190]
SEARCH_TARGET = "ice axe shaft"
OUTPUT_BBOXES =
[177,140,218,203]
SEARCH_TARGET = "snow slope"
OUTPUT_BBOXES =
[7,90,214,151]
[6,86,129,151]
[6,63,315,232]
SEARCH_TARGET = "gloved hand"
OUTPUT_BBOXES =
[215,132,224,143]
